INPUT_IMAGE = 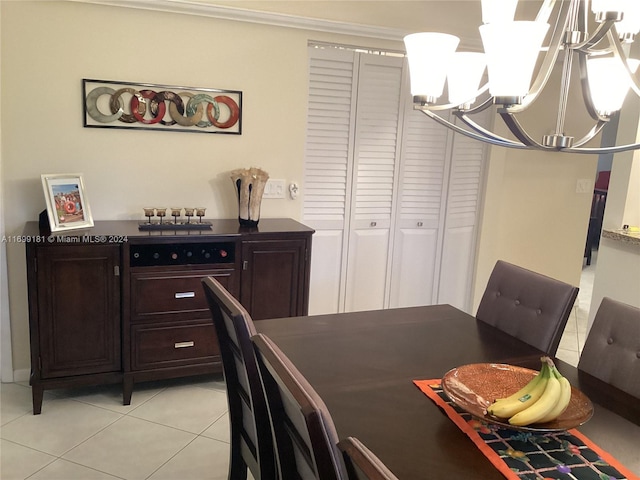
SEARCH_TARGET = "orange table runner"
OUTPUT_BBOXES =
[414,380,639,480]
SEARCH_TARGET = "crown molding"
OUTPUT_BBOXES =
[67,0,412,41]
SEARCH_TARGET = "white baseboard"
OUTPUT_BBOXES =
[12,368,30,383]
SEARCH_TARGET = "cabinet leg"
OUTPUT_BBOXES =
[32,385,44,415]
[123,376,133,406]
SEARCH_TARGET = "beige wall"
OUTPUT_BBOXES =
[1,0,604,376]
[0,0,405,375]
[588,95,640,328]
[471,65,599,308]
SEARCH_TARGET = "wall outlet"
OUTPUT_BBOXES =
[263,179,286,199]
[576,178,592,193]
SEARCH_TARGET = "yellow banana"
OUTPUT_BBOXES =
[492,364,544,403]
[537,367,572,423]
[487,362,550,419]
[508,371,562,426]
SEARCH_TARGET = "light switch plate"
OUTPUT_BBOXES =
[576,178,592,193]
[263,179,286,198]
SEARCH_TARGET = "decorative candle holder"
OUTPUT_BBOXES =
[184,207,195,223]
[156,208,167,224]
[143,207,155,224]
[195,207,206,223]
[170,207,182,224]
[137,206,211,231]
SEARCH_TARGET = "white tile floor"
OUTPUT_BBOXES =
[1,254,597,479]
[555,250,597,368]
[1,376,236,480]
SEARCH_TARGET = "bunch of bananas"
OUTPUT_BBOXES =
[487,357,572,426]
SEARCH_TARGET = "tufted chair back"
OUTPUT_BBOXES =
[578,297,640,398]
[476,260,579,355]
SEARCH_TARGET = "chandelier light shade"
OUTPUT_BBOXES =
[587,57,640,115]
[404,32,460,100]
[404,0,640,154]
[479,21,550,99]
[481,0,518,24]
[447,52,487,107]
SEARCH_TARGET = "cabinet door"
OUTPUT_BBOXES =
[241,239,308,320]
[37,245,121,378]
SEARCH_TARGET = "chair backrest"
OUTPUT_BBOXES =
[475,260,579,355]
[252,333,347,480]
[201,277,275,480]
[590,189,607,220]
[338,437,399,480]
[578,297,640,398]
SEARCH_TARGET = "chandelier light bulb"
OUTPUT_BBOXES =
[479,21,549,99]
[404,32,460,101]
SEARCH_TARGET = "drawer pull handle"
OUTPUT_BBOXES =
[174,292,195,299]
[175,341,195,349]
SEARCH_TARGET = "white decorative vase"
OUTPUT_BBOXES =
[230,167,269,227]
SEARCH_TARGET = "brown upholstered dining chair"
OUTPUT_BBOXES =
[578,297,640,398]
[475,260,579,355]
[201,277,275,480]
[252,333,348,480]
[338,437,399,480]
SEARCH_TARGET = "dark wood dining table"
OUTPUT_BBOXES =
[255,304,640,479]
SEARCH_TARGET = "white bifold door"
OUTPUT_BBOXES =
[303,46,488,315]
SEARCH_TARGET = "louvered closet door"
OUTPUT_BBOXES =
[304,48,357,315]
[344,54,405,312]
[437,112,490,311]
[388,102,452,308]
[303,47,489,315]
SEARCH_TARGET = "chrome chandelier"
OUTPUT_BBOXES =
[404,0,640,154]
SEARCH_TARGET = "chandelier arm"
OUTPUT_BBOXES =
[504,0,572,114]
[608,30,640,98]
[417,109,528,149]
[498,112,554,149]
[535,0,556,24]
[564,141,640,154]
[570,121,608,148]
[573,20,617,52]
[454,112,529,146]
[415,84,491,112]
[456,95,494,115]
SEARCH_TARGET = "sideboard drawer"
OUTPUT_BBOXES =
[131,269,235,318]
[131,322,219,370]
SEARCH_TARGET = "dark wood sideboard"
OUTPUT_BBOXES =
[24,218,313,414]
